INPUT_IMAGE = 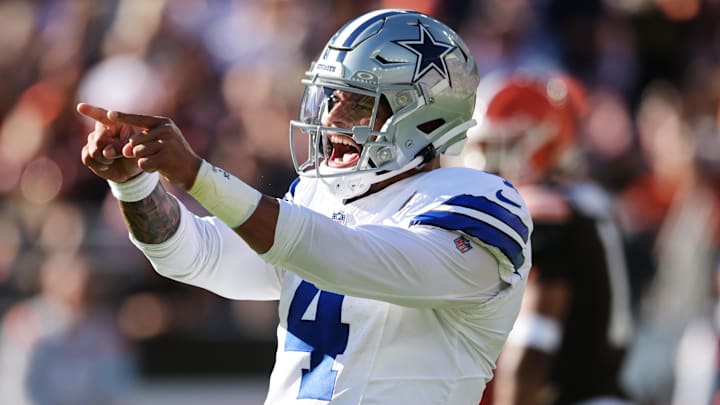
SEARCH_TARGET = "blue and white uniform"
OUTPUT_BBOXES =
[131,167,532,405]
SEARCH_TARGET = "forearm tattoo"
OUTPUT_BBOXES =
[119,183,180,244]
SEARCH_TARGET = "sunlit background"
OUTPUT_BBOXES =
[0,0,717,404]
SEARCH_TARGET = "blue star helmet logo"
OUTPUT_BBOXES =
[394,21,457,85]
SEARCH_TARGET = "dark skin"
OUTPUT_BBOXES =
[492,276,570,405]
[78,101,438,253]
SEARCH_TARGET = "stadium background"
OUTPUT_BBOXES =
[0,0,716,404]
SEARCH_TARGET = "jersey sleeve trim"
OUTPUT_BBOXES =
[409,194,529,270]
[445,194,529,241]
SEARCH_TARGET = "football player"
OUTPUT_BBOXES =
[78,9,532,404]
[461,71,635,405]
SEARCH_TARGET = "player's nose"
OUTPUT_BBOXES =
[324,109,354,128]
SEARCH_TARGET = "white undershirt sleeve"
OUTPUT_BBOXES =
[130,195,283,300]
[261,200,506,308]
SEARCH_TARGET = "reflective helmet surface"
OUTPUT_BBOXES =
[466,71,587,182]
[290,9,480,199]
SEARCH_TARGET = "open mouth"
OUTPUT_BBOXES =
[327,134,361,168]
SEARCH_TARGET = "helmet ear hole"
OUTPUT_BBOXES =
[417,118,446,134]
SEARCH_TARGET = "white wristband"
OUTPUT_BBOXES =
[108,172,160,202]
[188,160,262,228]
[506,313,562,353]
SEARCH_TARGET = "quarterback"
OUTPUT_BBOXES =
[79,9,532,405]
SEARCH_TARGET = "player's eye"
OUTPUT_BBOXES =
[327,95,339,110]
[350,96,373,113]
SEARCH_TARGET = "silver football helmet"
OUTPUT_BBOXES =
[290,9,480,199]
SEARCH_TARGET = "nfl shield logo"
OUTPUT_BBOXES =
[331,211,347,225]
[454,236,472,253]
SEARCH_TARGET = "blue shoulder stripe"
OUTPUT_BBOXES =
[444,195,529,242]
[410,211,525,270]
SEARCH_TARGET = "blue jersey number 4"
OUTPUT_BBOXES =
[285,281,349,400]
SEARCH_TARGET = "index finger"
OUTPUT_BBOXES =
[108,110,169,130]
[76,103,114,127]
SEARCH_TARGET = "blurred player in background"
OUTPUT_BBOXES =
[456,71,635,405]
[77,9,532,404]
[0,251,136,405]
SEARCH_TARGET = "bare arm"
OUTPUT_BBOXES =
[493,279,570,405]
[118,183,181,244]
[116,166,280,251]
[234,195,279,253]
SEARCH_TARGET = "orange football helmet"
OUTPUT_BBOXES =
[466,71,587,183]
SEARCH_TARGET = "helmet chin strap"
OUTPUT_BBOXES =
[323,119,478,199]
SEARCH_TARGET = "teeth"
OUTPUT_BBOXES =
[329,135,358,148]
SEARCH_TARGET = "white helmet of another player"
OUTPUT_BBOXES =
[290,9,480,199]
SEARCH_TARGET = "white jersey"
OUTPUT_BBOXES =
[131,167,533,405]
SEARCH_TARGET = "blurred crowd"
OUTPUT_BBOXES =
[0,0,718,404]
